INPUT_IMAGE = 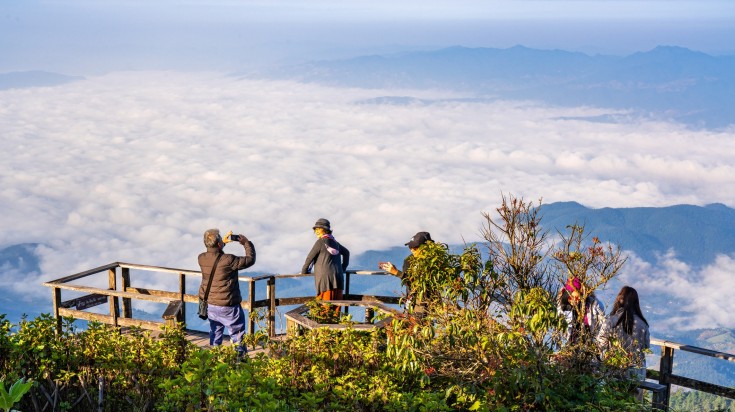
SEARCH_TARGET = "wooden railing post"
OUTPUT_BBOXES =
[52,286,62,334]
[267,276,276,338]
[121,267,132,318]
[365,307,374,324]
[658,345,674,410]
[344,271,351,315]
[178,272,186,324]
[108,268,119,327]
[248,280,256,335]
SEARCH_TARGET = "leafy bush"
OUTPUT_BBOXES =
[0,194,648,411]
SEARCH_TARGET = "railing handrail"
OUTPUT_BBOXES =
[651,338,735,363]
[648,337,735,410]
[44,261,390,284]
[43,262,399,337]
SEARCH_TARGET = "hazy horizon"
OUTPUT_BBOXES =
[2,0,734,74]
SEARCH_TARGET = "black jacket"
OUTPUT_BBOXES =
[301,235,349,294]
[198,239,256,306]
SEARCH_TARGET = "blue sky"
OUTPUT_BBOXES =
[1,0,734,73]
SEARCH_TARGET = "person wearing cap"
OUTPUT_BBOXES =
[301,218,350,306]
[379,231,434,316]
[198,228,256,357]
[556,276,606,346]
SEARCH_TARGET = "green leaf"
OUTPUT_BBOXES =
[8,378,32,403]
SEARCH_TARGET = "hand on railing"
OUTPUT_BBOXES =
[378,262,397,275]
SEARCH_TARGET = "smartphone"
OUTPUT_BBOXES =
[230,234,240,242]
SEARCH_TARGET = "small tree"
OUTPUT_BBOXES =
[481,193,555,311]
[553,223,626,295]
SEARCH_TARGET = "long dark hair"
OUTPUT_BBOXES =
[611,286,649,335]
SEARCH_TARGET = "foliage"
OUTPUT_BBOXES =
[669,389,734,412]
[0,194,651,411]
[552,223,627,297]
[0,378,32,412]
[305,298,345,325]
[242,307,270,350]
[481,194,553,310]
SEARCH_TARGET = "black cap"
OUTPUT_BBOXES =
[313,218,331,231]
[406,231,432,249]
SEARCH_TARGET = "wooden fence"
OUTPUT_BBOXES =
[42,261,399,337]
[647,338,735,410]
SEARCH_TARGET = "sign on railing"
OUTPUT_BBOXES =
[61,293,109,310]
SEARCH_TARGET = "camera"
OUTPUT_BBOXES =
[230,234,240,242]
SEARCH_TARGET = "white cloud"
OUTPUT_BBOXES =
[1,72,734,307]
[620,250,735,330]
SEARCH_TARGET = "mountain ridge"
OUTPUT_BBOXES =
[262,45,735,129]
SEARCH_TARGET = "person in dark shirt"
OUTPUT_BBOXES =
[379,231,433,316]
[198,228,255,356]
[301,218,350,306]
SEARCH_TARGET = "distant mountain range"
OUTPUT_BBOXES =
[264,45,735,129]
[538,201,735,268]
[0,71,83,90]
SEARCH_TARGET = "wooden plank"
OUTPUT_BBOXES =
[667,374,735,400]
[127,287,181,298]
[47,284,177,304]
[121,267,132,318]
[43,262,120,285]
[118,262,201,277]
[178,272,186,322]
[58,308,165,330]
[344,294,402,305]
[652,338,735,363]
[108,269,119,327]
[273,296,313,306]
[248,281,256,335]
[162,300,184,328]
[73,294,109,310]
[162,301,183,320]
[253,270,391,282]
[267,277,276,337]
[52,287,62,334]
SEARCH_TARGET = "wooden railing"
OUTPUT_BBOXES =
[647,338,735,410]
[42,261,399,337]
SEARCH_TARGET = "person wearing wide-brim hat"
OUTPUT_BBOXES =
[301,218,350,306]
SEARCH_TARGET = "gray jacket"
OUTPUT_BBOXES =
[198,239,256,307]
[597,310,650,367]
[301,235,349,294]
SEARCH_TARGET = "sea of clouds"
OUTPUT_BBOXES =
[1,71,734,330]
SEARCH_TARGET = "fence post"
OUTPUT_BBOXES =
[267,276,276,337]
[121,267,132,318]
[365,307,374,324]
[178,272,186,324]
[344,271,351,315]
[658,345,674,410]
[98,375,104,412]
[52,286,62,334]
[108,268,119,327]
[248,280,256,335]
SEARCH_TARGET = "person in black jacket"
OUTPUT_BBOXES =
[301,218,350,305]
[198,228,256,355]
[379,231,433,316]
